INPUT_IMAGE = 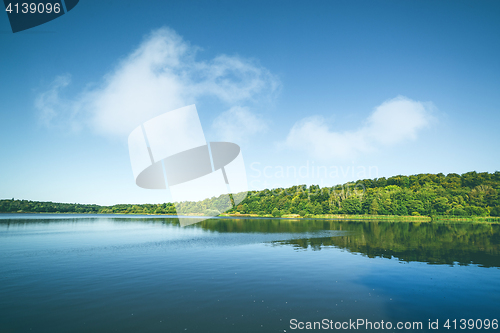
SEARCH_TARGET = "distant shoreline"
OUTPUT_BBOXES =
[2,211,499,224]
[2,171,500,222]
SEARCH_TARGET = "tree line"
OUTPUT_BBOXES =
[232,171,500,218]
[1,171,499,218]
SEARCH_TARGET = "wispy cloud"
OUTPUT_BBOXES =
[35,27,279,138]
[35,74,72,127]
[284,96,436,160]
[212,106,268,142]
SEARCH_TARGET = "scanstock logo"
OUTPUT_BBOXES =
[3,0,79,33]
[128,105,248,226]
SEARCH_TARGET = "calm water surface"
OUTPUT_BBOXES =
[0,214,499,332]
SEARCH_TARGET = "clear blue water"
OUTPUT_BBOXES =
[0,215,499,332]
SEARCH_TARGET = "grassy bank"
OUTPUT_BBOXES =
[219,212,430,221]
[219,212,500,223]
[3,210,500,224]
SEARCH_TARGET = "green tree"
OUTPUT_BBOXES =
[272,208,281,217]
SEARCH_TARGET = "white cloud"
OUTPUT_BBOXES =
[36,27,279,137]
[284,96,435,160]
[212,106,268,142]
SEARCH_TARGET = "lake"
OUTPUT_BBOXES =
[0,214,499,332]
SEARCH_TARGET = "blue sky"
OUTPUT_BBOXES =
[1,0,499,205]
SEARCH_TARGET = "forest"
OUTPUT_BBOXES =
[1,171,499,218]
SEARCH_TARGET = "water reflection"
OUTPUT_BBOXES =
[2,214,499,268]
[272,222,500,268]
[197,218,500,268]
